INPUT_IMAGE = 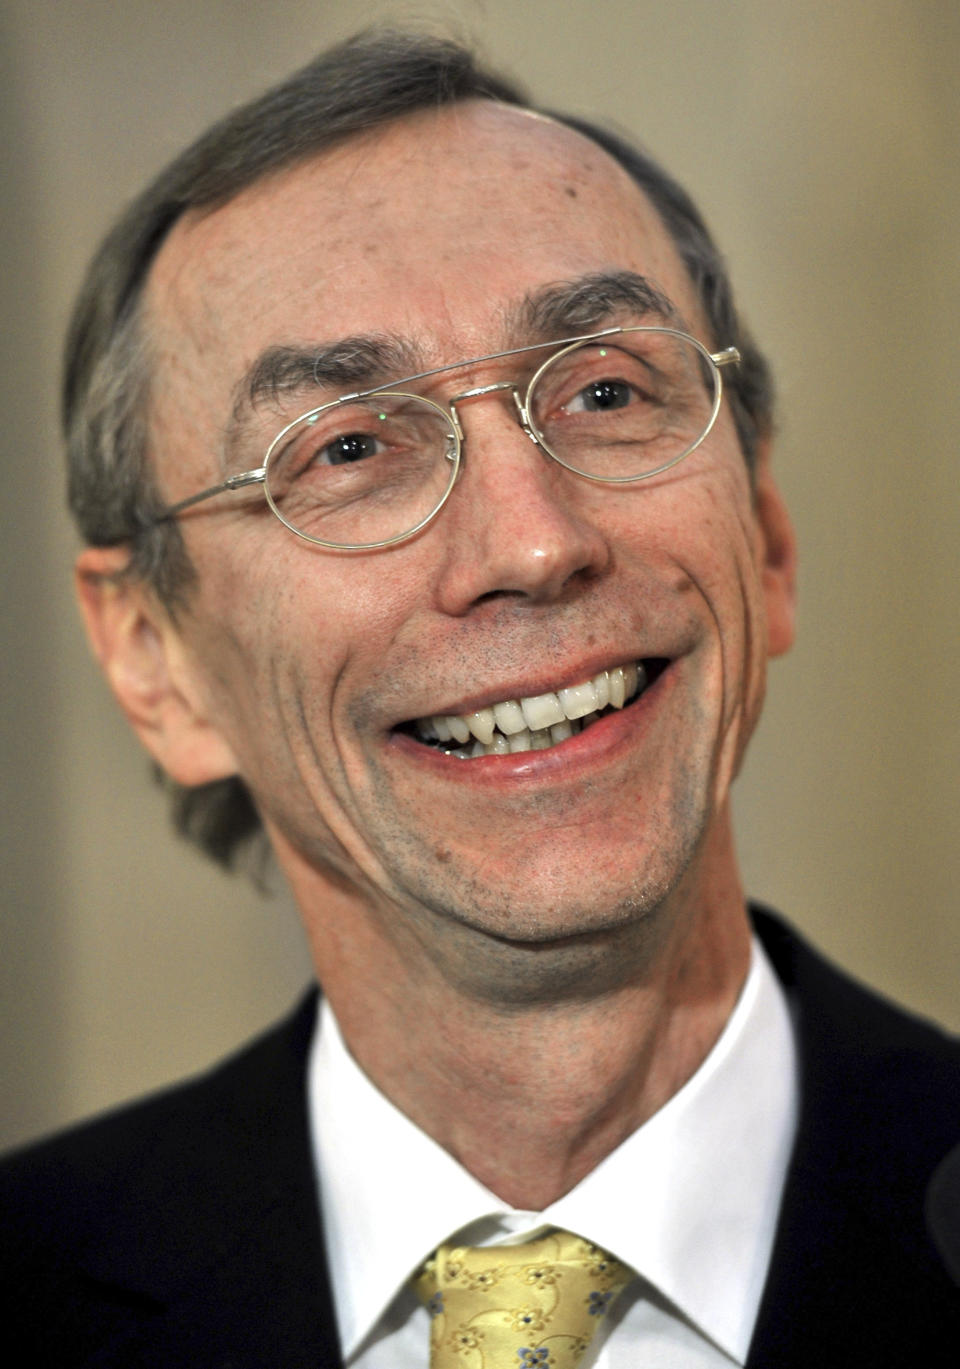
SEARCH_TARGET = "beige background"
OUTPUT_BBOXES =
[2,0,958,1153]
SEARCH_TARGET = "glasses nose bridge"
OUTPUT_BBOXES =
[447,379,538,447]
[446,375,528,421]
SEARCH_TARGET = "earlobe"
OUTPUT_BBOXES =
[75,546,238,786]
[753,445,797,659]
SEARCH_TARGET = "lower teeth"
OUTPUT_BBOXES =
[449,709,612,759]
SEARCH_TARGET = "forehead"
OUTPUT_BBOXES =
[144,103,701,440]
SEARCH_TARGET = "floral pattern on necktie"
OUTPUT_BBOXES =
[413,1228,632,1368]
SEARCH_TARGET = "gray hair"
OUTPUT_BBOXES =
[64,28,774,870]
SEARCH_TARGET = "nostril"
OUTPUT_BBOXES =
[474,588,517,606]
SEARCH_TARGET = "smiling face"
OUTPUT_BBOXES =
[130,102,794,999]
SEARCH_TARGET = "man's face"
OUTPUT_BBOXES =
[141,103,793,986]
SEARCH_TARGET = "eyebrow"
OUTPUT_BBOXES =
[516,270,683,338]
[226,333,420,448]
[224,269,683,460]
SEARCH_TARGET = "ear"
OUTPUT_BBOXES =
[75,546,239,786]
[753,442,797,659]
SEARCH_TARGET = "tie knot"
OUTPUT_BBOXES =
[413,1228,632,1368]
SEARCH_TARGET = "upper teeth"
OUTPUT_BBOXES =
[414,662,645,757]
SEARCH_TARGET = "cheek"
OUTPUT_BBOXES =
[624,463,756,590]
[698,487,774,768]
[651,469,770,681]
[183,529,422,742]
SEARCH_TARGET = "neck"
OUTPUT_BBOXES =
[279,813,751,1209]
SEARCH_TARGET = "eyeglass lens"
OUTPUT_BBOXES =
[264,330,718,548]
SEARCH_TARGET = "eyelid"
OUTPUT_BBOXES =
[533,341,653,394]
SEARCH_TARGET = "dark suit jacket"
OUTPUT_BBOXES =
[3,907,959,1366]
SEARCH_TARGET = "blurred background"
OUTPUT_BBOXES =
[2,0,958,1152]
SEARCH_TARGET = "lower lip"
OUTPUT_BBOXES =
[389,663,674,785]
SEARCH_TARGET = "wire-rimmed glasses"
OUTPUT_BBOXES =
[161,326,740,551]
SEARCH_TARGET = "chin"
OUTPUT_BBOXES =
[387,828,702,992]
[415,894,675,1005]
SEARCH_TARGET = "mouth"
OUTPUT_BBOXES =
[402,659,667,759]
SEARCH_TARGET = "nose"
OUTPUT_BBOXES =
[433,391,612,615]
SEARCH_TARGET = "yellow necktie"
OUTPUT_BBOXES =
[413,1227,632,1368]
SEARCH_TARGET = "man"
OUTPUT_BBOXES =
[2,29,958,1367]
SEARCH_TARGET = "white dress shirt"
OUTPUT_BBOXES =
[307,937,798,1368]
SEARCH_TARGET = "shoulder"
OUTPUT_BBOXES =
[752,902,960,1073]
[750,903,958,1363]
[748,906,960,1362]
[753,902,960,1163]
[0,991,321,1357]
[0,988,318,1202]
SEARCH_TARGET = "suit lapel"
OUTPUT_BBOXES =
[747,909,960,1366]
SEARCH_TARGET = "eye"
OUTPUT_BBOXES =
[318,431,383,465]
[567,378,636,413]
[538,343,662,423]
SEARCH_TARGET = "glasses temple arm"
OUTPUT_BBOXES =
[161,467,267,519]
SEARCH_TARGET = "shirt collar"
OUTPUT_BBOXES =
[308,936,797,1363]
